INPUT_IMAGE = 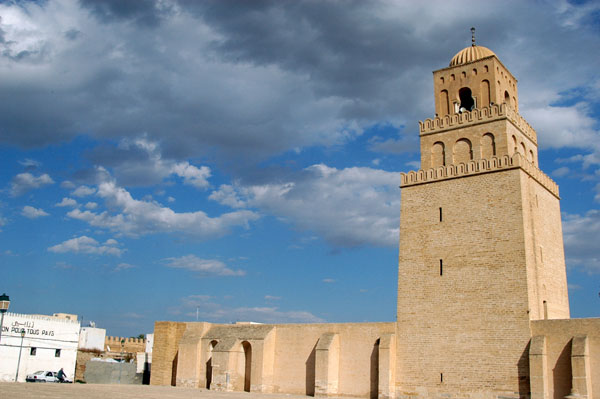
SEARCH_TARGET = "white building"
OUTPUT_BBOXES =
[78,326,106,351]
[0,312,80,382]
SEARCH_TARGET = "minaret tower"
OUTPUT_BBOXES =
[395,31,570,398]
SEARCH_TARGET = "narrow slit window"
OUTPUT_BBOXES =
[55,349,61,358]
[440,373,443,383]
[440,259,443,276]
[439,207,443,222]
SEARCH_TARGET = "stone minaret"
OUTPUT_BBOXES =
[395,39,570,398]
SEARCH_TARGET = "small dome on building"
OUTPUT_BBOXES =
[449,45,496,67]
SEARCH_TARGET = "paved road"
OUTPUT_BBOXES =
[0,382,319,399]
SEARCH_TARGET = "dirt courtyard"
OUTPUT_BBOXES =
[0,382,328,399]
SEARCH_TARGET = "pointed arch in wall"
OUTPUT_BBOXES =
[431,141,446,167]
[440,90,449,116]
[242,341,252,392]
[206,340,218,389]
[480,79,490,108]
[453,138,473,164]
[480,133,496,159]
[370,338,380,399]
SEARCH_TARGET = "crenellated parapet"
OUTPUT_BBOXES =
[419,103,537,145]
[400,154,559,198]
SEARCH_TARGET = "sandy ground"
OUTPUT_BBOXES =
[0,382,321,399]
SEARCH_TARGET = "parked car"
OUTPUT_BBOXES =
[25,370,72,383]
[26,371,58,383]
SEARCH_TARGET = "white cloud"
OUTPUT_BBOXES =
[48,235,123,256]
[114,262,135,272]
[21,205,49,219]
[552,167,570,178]
[322,278,336,283]
[171,162,211,189]
[264,295,281,301]
[96,136,214,188]
[164,255,245,277]
[56,197,78,207]
[66,180,258,238]
[85,201,98,209]
[61,181,76,189]
[208,184,247,208]
[72,185,96,197]
[210,164,400,247]
[562,210,600,274]
[525,103,598,151]
[10,173,54,196]
[177,295,324,324]
[19,159,41,168]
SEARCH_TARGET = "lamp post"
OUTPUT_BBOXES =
[0,293,9,344]
[15,329,26,382]
[118,338,125,384]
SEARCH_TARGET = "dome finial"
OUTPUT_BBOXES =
[471,27,476,47]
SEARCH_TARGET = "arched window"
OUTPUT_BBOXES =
[431,142,445,167]
[458,87,475,112]
[520,142,527,155]
[453,138,473,164]
[504,91,511,105]
[512,136,518,154]
[529,150,536,165]
[472,68,477,76]
[481,133,496,159]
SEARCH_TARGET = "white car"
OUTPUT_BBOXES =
[26,370,59,382]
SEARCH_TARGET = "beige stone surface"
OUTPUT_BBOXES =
[0,382,327,399]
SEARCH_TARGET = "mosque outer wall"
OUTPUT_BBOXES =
[151,321,396,397]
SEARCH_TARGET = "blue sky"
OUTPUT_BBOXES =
[1,0,599,337]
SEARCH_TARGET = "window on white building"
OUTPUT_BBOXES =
[55,349,61,357]
[30,347,36,356]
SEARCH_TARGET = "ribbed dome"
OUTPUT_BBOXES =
[449,45,496,67]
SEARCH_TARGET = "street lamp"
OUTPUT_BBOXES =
[118,338,125,384]
[0,293,9,344]
[15,329,26,382]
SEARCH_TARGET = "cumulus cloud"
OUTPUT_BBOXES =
[525,103,599,152]
[66,180,258,238]
[21,205,49,219]
[48,235,123,256]
[210,164,400,247]
[177,295,324,324]
[90,136,212,188]
[72,185,96,197]
[164,255,245,276]
[56,197,78,207]
[562,210,600,274]
[171,162,211,189]
[10,173,54,196]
